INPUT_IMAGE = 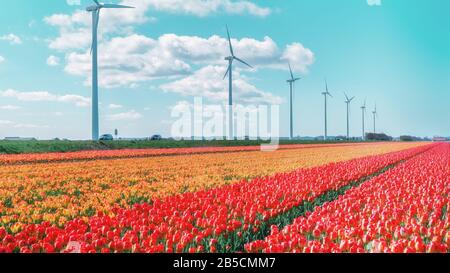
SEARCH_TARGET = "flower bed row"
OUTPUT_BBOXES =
[245,143,449,253]
[0,142,424,227]
[0,142,382,165]
[0,144,435,253]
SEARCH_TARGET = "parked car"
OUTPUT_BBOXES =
[99,134,114,141]
[151,135,162,141]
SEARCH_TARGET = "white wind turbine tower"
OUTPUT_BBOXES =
[287,63,301,139]
[372,104,378,133]
[223,25,253,140]
[344,92,355,140]
[86,0,134,141]
[360,99,367,140]
[322,80,333,140]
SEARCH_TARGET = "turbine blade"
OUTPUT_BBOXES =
[93,0,100,5]
[234,57,253,68]
[294,77,301,81]
[350,96,355,102]
[289,63,294,81]
[223,65,230,80]
[344,92,349,101]
[102,4,135,9]
[226,25,234,56]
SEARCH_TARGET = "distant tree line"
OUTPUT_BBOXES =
[401,135,434,141]
[365,133,431,142]
[399,135,424,141]
[365,133,393,141]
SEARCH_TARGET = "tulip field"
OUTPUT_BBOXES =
[0,142,448,253]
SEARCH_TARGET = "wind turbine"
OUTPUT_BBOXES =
[372,104,378,134]
[86,0,134,141]
[344,92,355,140]
[287,63,301,139]
[361,99,367,140]
[223,25,253,140]
[321,80,333,140]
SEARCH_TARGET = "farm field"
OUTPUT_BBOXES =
[0,141,448,253]
[0,142,422,227]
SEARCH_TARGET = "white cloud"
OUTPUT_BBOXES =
[0,56,4,63]
[44,2,153,51]
[0,120,47,129]
[43,1,310,107]
[47,55,61,66]
[47,27,91,51]
[13,123,41,129]
[0,34,22,45]
[64,34,193,88]
[58,94,91,107]
[44,0,271,51]
[367,0,382,6]
[0,89,90,107]
[108,103,123,109]
[66,0,81,5]
[141,0,271,17]
[280,43,315,73]
[107,110,143,121]
[61,33,314,88]
[161,65,283,105]
[56,0,270,25]
[1,89,56,101]
[0,120,14,125]
[0,105,21,110]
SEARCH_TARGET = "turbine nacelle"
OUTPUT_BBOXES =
[287,63,301,83]
[86,5,99,11]
[87,0,103,11]
[287,79,301,83]
[322,79,333,97]
[361,99,367,110]
[344,93,355,104]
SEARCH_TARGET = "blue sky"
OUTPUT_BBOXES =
[0,0,449,139]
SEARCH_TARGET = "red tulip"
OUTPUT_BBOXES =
[246,144,449,253]
[1,143,445,254]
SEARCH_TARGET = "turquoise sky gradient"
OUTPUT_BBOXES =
[0,0,449,139]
